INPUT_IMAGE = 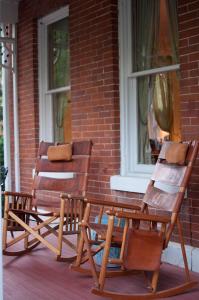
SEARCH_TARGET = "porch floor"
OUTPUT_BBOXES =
[3,241,199,300]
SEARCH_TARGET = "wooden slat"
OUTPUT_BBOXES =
[151,162,187,186]
[186,140,199,166]
[35,156,89,173]
[38,141,54,156]
[33,174,86,194]
[143,186,177,212]
[115,211,171,223]
[72,140,92,156]
[85,199,141,211]
[4,247,199,300]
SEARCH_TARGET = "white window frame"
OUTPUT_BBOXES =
[110,0,180,193]
[38,6,70,142]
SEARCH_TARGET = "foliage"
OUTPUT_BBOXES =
[0,66,4,167]
[0,136,4,166]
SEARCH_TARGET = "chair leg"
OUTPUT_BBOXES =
[177,217,191,281]
[98,215,114,291]
[24,234,29,250]
[73,231,85,267]
[2,195,9,251]
[24,215,30,250]
[57,198,65,260]
[73,203,91,267]
[151,270,160,293]
[82,223,99,287]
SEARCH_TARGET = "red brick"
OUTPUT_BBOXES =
[7,0,199,248]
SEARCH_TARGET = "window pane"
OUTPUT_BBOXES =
[132,0,178,72]
[48,17,70,89]
[52,91,71,143]
[137,71,181,164]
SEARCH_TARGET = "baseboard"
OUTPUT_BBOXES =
[162,241,199,273]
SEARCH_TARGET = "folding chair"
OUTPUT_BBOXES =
[71,199,141,278]
[2,140,92,261]
[77,141,198,298]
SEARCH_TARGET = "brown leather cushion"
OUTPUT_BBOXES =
[47,144,72,161]
[123,229,163,271]
[165,142,188,165]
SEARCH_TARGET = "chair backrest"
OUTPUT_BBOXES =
[143,140,198,213]
[32,140,92,208]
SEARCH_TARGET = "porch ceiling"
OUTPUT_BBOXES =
[0,0,19,24]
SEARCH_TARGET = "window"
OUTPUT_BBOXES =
[38,6,71,143]
[111,0,180,193]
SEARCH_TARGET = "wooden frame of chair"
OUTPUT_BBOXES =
[2,140,92,261]
[71,198,141,278]
[75,141,199,299]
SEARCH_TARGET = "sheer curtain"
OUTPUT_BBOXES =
[153,73,173,133]
[166,0,179,65]
[153,0,179,137]
[53,92,67,142]
[133,0,179,164]
[133,0,160,164]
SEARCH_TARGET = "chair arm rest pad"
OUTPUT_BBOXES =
[114,211,170,224]
[4,191,33,198]
[85,198,141,211]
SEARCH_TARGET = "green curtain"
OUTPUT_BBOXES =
[166,0,179,65]
[53,92,67,142]
[153,73,173,132]
[133,0,160,164]
[153,0,179,134]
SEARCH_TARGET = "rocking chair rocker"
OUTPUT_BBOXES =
[2,140,92,261]
[74,140,199,299]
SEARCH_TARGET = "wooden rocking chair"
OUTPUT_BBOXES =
[71,198,141,278]
[75,140,199,298]
[2,140,92,261]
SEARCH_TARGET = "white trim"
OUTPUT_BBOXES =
[40,6,69,25]
[12,24,20,191]
[0,37,15,44]
[162,241,199,273]
[46,85,71,95]
[38,6,69,142]
[118,0,132,176]
[116,0,180,192]
[119,0,154,182]
[38,15,49,141]
[1,23,18,191]
[2,62,11,190]
[129,64,180,78]
[111,175,149,193]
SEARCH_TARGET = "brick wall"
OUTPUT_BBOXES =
[17,0,68,192]
[14,0,199,246]
[70,0,121,202]
[178,0,199,247]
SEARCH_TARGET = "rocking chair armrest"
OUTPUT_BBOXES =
[84,198,141,211]
[60,193,86,202]
[111,211,171,224]
[4,191,33,199]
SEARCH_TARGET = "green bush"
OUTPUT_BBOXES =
[0,136,3,166]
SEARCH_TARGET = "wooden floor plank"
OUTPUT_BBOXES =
[3,236,199,300]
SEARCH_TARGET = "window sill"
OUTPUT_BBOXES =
[110,175,183,195]
[110,175,150,194]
